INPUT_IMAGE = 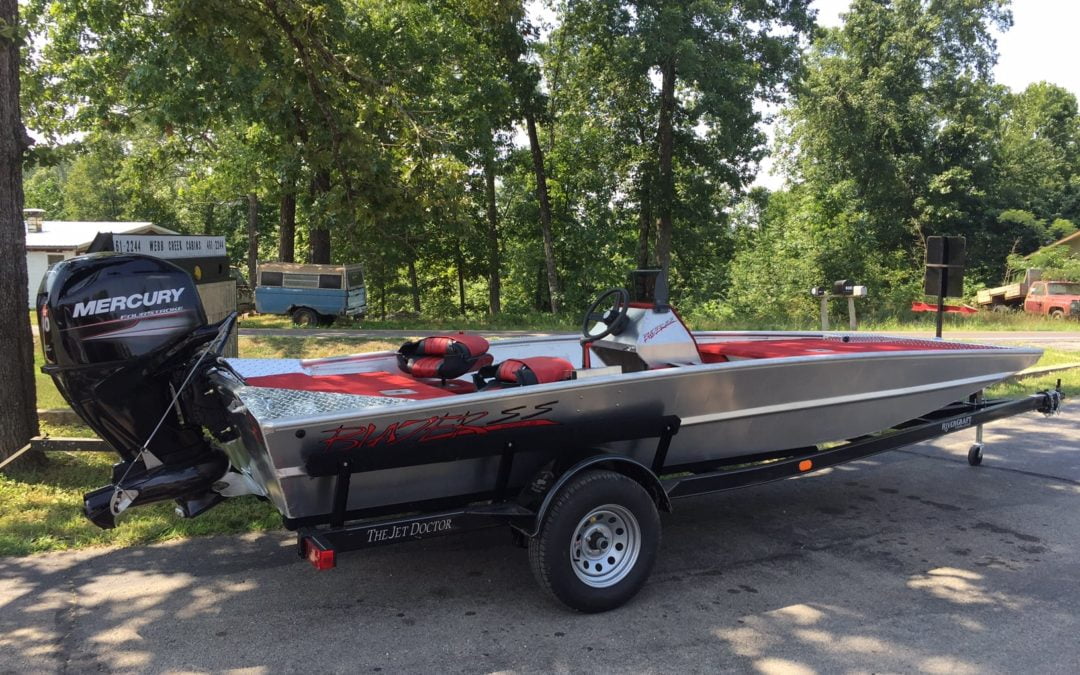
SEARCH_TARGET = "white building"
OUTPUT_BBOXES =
[23,214,176,307]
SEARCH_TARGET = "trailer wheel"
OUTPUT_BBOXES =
[291,307,318,327]
[967,444,983,466]
[528,470,660,613]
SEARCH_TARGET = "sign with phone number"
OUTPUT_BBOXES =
[110,234,228,259]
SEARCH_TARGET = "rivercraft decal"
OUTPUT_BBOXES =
[320,400,560,451]
[941,416,973,433]
[641,316,677,343]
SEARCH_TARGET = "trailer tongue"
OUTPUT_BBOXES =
[36,254,1065,612]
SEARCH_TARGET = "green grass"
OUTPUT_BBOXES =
[985,346,1080,399]
[33,342,67,410]
[0,450,280,557]
[236,335,398,359]
[858,311,1080,333]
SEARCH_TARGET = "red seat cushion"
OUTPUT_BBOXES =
[397,333,492,380]
[402,333,489,358]
[478,356,575,388]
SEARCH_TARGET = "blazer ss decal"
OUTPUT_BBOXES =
[320,401,559,451]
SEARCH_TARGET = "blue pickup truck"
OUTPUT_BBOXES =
[254,262,367,326]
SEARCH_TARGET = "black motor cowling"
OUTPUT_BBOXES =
[37,253,231,527]
[38,253,206,368]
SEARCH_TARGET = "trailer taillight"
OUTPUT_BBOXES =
[304,538,336,570]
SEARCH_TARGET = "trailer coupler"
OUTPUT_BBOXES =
[1037,383,1063,416]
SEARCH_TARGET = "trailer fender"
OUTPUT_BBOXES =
[519,455,671,538]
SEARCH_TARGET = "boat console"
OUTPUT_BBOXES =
[582,270,702,371]
[586,301,702,371]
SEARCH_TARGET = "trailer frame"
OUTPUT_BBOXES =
[298,386,1063,569]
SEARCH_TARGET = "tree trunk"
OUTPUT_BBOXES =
[636,181,652,269]
[203,202,215,235]
[535,263,548,311]
[455,244,466,317]
[309,170,331,264]
[310,228,331,264]
[525,110,560,314]
[246,193,259,285]
[379,272,386,320]
[407,256,421,314]
[655,57,676,273]
[0,0,41,462]
[483,154,501,316]
[278,189,295,262]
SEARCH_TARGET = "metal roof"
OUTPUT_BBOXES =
[1046,229,1080,249]
[257,261,363,274]
[24,221,177,251]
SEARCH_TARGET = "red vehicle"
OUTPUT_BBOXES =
[1023,280,1080,319]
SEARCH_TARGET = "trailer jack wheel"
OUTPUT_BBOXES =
[967,444,984,466]
[528,470,660,613]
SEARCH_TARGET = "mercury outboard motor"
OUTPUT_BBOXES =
[37,253,232,528]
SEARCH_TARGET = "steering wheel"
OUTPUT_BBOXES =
[581,288,631,343]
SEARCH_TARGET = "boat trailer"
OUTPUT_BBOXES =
[298,385,1062,609]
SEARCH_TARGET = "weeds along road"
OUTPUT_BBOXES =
[2,408,1078,673]
[30,321,1080,351]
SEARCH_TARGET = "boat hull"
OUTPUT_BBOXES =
[214,336,1040,522]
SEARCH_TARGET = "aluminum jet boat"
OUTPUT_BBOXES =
[37,255,1057,612]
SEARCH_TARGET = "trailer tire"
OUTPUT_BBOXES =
[528,470,660,613]
[291,307,318,327]
[967,444,984,466]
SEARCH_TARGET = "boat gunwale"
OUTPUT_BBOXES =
[223,340,1043,432]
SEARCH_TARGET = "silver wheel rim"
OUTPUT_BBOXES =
[570,504,641,588]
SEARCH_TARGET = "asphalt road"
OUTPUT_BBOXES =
[2,408,1078,673]
[236,326,1080,352]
